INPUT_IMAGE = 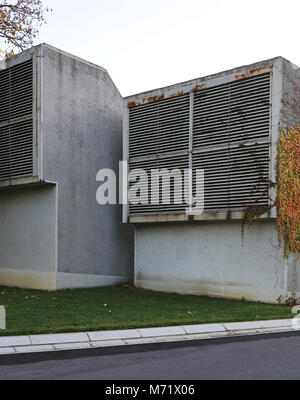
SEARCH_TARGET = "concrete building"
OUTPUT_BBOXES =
[0,44,133,290]
[124,57,300,303]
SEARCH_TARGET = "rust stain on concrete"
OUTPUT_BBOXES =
[168,90,183,98]
[127,101,137,108]
[235,65,273,80]
[191,84,206,93]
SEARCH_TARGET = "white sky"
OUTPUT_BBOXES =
[38,0,300,97]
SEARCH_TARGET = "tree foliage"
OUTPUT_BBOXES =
[0,0,50,58]
[241,125,300,259]
[277,125,300,258]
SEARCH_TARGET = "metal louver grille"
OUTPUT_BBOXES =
[193,143,270,211]
[129,154,189,215]
[193,73,271,212]
[0,59,34,181]
[193,147,230,210]
[129,94,190,215]
[193,74,271,148]
[127,72,271,217]
[193,82,230,149]
[0,69,9,123]
[228,143,269,208]
[129,94,190,158]
[229,74,271,144]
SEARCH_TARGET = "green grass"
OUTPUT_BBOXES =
[0,285,293,337]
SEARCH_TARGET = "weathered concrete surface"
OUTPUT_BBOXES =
[56,272,128,290]
[0,269,56,291]
[134,221,299,303]
[0,185,57,289]
[280,58,300,128]
[0,44,134,290]
[41,44,134,286]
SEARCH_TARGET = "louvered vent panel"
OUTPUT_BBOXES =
[129,154,189,215]
[0,59,34,181]
[193,73,270,149]
[228,143,270,208]
[0,70,9,123]
[193,73,271,212]
[229,74,271,144]
[193,143,270,211]
[193,83,230,149]
[0,120,33,179]
[10,60,33,120]
[129,94,190,158]
[193,148,230,210]
[0,125,10,179]
[10,120,33,178]
[127,72,271,217]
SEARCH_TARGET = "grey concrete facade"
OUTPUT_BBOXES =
[0,44,134,290]
[0,185,57,290]
[134,219,300,303]
[124,57,300,303]
[134,221,288,303]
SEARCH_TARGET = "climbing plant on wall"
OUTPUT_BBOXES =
[242,125,300,259]
[276,125,300,258]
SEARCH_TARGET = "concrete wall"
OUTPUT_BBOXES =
[0,44,133,290]
[134,221,297,303]
[281,58,300,128]
[41,45,134,288]
[0,185,57,290]
[128,57,300,304]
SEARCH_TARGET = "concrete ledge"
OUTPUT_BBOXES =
[0,319,296,355]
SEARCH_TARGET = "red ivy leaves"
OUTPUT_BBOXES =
[276,125,300,258]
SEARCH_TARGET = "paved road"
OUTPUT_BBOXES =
[1,332,300,380]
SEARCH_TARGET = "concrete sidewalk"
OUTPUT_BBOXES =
[0,318,297,355]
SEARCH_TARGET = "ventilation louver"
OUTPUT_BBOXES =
[0,59,34,181]
[129,94,190,215]
[128,73,271,216]
[193,73,271,211]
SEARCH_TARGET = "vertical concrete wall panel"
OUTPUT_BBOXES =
[41,45,133,283]
[0,185,57,289]
[135,222,289,303]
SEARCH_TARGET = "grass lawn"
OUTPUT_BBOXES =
[0,285,293,337]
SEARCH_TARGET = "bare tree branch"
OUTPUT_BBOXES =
[0,0,51,58]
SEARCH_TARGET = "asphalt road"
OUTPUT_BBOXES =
[1,332,300,380]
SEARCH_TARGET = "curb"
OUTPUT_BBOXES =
[0,319,297,355]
